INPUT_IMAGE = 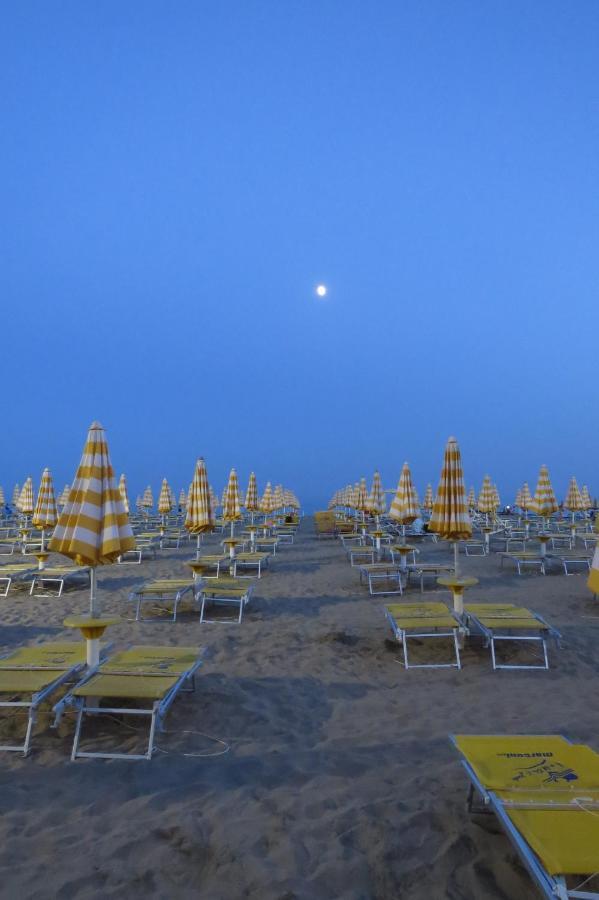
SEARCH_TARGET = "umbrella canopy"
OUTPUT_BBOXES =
[520,483,533,512]
[356,478,369,513]
[158,478,173,515]
[477,475,495,514]
[0,486,4,507]
[368,471,386,517]
[515,487,523,508]
[142,486,153,510]
[245,472,259,511]
[32,468,58,529]
[209,485,219,512]
[581,485,593,510]
[423,483,434,511]
[49,421,135,610]
[428,436,472,543]
[178,489,187,509]
[467,486,476,509]
[564,477,585,513]
[273,484,284,511]
[118,474,130,514]
[531,465,558,519]
[58,484,70,507]
[260,482,274,514]
[184,458,214,534]
[492,484,501,510]
[12,484,20,508]
[389,462,419,525]
[222,468,242,522]
[18,478,34,516]
[286,491,299,509]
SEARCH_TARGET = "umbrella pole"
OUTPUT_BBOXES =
[453,541,460,578]
[196,534,201,558]
[90,567,98,618]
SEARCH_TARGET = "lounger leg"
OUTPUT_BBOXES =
[490,638,497,671]
[22,713,35,757]
[453,630,462,670]
[71,703,86,761]
[136,597,142,621]
[402,632,409,669]
[146,709,158,759]
[238,600,243,624]
[542,639,549,669]
[200,595,207,624]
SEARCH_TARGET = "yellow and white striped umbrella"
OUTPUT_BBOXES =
[515,487,523,508]
[429,436,472,545]
[564,477,585,513]
[581,485,592,510]
[18,478,34,516]
[57,485,70,507]
[222,468,242,522]
[531,465,558,519]
[492,484,501,510]
[260,482,274,514]
[49,422,135,615]
[12,484,20,508]
[135,494,143,511]
[477,475,495,514]
[467,486,476,509]
[423,483,435,511]
[520,483,533,511]
[356,478,369,514]
[245,472,259,512]
[389,462,419,525]
[178,489,187,509]
[142,485,153,510]
[588,545,599,595]
[185,458,214,534]
[209,485,219,512]
[158,478,173,515]
[118,474,130,515]
[368,471,386,517]
[287,491,300,509]
[273,484,284,511]
[32,468,58,530]
[0,486,4,507]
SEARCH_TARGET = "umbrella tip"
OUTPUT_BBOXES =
[90,420,103,430]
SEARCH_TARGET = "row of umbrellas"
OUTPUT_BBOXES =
[128,477,299,517]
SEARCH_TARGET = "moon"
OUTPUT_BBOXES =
[316,284,327,297]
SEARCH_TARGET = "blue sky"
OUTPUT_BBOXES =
[2,1,598,509]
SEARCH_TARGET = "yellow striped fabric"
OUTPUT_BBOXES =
[287,491,300,509]
[477,475,495,514]
[492,484,501,510]
[564,476,585,512]
[423,483,434,511]
[158,478,173,515]
[245,472,259,511]
[531,465,558,518]
[514,487,523,508]
[142,485,153,510]
[467,486,476,509]
[520,483,533,511]
[184,458,214,533]
[356,478,369,512]
[18,478,34,515]
[368,471,386,516]
[273,484,284,511]
[260,482,274,514]
[12,484,20,508]
[588,544,599,594]
[581,485,592,509]
[209,485,219,511]
[0,486,4,506]
[135,494,143,511]
[49,421,135,566]
[59,484,71,507]
[32,468,58,528]
[389,462,419,524]
[428,436,472,540]
[222,468,242,521]
[118,474,130,514]
[178,489,187,509]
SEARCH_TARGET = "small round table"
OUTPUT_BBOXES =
[392,545,417,569]
[537,534,550,557]
[370,530,384,554]
[63,615,120,667]
[437,576,478,614]
[34,551,49,571]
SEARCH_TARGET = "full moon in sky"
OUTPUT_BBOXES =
[316,284,327,297]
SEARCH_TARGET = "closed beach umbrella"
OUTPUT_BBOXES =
[286,490,299,509]
[260,482,274,515]
[12,484,20,509]
[467,486,476,510]
[245,472,259,522]
[428,436,472,576]
[581,485,592,511]
[19,478,34,517]
[390,462,419,535]
[185,458,214,551]
[368,471,386,522]
[531,465,558,525]
[520,483,533,516]
[49,421,135,618]
[142,485,153,512]
[515,487,523,509]
[273,484,284,512]
[135,494,143,511]
[209,485,219,513]
[492,484,501,510]
[423,483,434,512]
[118,474,130,514]
[0,486,4,508]
[158,477,173,518]
[477,475,495,520]
[32,467,58,552]
[178,488,187,509]
[564,477,585,524]
[222,468,242,535]
[59,484,71,507]
[356,478,369,519]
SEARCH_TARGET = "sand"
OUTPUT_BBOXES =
[0,520,598,899]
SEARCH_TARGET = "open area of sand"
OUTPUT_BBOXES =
[0,519,597,899]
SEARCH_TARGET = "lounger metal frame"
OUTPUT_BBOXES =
[464,610,561,671]
[358,565,404,596]
[28,567,91,597]
[198,579,254,624]
[127,580,198,622]
[385,609,461,670]
[500,553,546,575]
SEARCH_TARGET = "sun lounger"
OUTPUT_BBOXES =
[55,645,203,761]
[500,552,545,575]
[197,576,254,624]
[577,535,599,550]
[348,546,377,566]
[385,603,462,669]
[464,540,487,556]
[0,642,89,755]
[233,552,270,577]
[253,537,278,554]
[0,563,36,596]
[28,566,91,597]
[118,537,159,564]
[187,554,227,577]
[463,603,561,670]
[545,553,592,575]
[159,530,183,549]
[451,733,599,899]
[358,563,404,595]
[405,563,455,593]
[0,538,22,556]
[127,579,198,622]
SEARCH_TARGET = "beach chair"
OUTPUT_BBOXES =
[127,579,198,622]
[463,603,561,670]
[0,537,22,556]
[314,512,337,538]
[348,546,377,567]
[233,552,270,578]
[385,603,462,669]
[117,535,159,564]
[55,645,203,761]
[464,540,487,556]
[0,642,89,755]
[197,575,254,624]
[499,552,545,575]
[545,553,592,575]
[405,562,455,593]
[358,564,404,596]
[28,566,91,597]
[187,554,228,577]
[0,563,36,596]
[451,733,599,899]
[253,536,278,555]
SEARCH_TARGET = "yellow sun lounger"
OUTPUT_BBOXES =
[198,575,255,624]
[451,734,599,899]
[233,552,270,578]
[385,603,461,669]
[359,564,404,596]
[0,642,88,755]
[28,566,91,597]
[463,603,561,670]
[0,563,36,596]
[127,579,198,622]
[55,645,204,761]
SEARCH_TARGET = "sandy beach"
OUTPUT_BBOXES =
[0,519,596,899]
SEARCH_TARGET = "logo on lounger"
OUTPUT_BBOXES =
[500,756,578,784]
